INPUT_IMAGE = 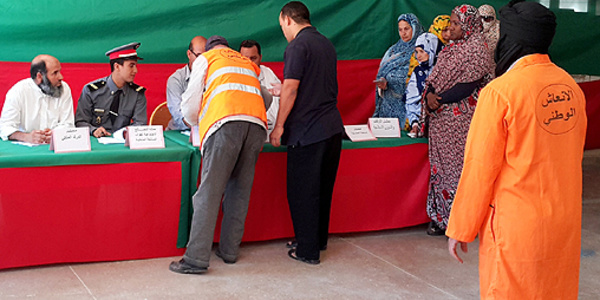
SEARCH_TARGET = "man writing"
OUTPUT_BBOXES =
[0,54,74,144]
[166,36,207,130]
[270,1,344,265]
[169,36,267,274]
[446,1,587,298]
[75,42,147,137]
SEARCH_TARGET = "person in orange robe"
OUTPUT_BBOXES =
[446,1,587,299]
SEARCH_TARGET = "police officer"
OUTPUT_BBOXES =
[75,42,147,137]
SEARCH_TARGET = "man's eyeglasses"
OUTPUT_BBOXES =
[189,49,202,57]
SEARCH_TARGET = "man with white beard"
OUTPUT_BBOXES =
[0,54,74,144]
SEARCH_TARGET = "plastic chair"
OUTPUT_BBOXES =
[149,102,172,130]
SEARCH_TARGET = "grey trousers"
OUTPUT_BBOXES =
[183,121,266,268]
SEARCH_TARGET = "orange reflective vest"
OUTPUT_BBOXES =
[198,48,267,148]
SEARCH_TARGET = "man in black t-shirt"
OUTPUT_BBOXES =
[270,1,344,265]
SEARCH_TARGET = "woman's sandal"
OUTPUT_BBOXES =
[426,221,445,236]
[287,248,320,265]
[286,240,327,251]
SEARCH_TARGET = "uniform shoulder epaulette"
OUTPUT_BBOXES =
[87,80,106,92]
[129,82,146,93]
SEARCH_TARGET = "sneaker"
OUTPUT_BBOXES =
[215,249,237,264]
[169,259,207,274]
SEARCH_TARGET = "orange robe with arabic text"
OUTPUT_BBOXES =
[446,54,587,299]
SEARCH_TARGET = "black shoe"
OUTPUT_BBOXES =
[287,249,320,265]
[286,240,327,251]
[215,249,236,264]
[169,259,207,274]
[426,222,445,236]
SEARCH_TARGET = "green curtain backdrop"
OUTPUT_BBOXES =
[0,0,598,74]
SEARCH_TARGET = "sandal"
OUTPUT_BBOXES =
[287,249,320,265]
[426,221,445,236]
[286,240,298,249]
[286,240,327,251]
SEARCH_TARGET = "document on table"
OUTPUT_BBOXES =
[344,125,377,142]
[11,141,42,147]
[97,128,126,144]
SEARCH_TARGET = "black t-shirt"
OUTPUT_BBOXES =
[282,26,343,147]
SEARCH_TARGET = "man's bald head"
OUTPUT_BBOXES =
[187,36,207,69]
[30,55,59,80]
[30,54,64,97]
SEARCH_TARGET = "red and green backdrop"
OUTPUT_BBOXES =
[1,0,599,147]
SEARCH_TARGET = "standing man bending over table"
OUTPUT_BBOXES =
[169,36,267,274]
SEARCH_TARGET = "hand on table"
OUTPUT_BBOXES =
[93,127,111,138]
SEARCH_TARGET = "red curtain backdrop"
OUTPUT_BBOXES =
[1,60,597,148]
[579,80,600,150]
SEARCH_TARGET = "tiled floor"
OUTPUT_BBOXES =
[1,150,599,299]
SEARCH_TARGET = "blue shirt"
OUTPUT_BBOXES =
[282,26,343,147]
[166,65,191,130]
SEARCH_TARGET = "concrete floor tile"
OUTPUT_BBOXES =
[340,227,480,300]
[583,202,600,235]
[67,239,458,300]
[579,229,600,300]
[0,265,92,299]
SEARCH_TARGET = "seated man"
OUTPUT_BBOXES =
[0,54,74,144]
[166,36,207,130]
[239,39,281,137]
[75,42,147,137]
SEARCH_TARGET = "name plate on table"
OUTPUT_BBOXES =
[125,125,165,149]
[368,118,401,138]
[191,125,200,147]
[50,127,91,153]
[344,125,377,142]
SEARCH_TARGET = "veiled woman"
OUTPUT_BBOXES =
[373,13,424,123]
[424,5,494,235]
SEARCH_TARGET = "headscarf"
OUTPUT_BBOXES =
[425,4,493,95]
[415,33,441,70]
[373,13,424,117]
[495,0,556,76]
[429,15,451,45]
[412,33,442,108]
[479,5,500,54]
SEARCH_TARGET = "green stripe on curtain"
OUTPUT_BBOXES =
[0,1,598,74]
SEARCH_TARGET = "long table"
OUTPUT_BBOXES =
[0,131,430,270]
[164,131,431,247]
[0,137,193,270]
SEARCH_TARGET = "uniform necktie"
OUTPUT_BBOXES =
[109,90,122,124]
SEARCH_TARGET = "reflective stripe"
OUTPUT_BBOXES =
[206,66,258,88]
[199,83,261,122]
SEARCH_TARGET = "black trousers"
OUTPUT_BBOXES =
[287,133,342,260]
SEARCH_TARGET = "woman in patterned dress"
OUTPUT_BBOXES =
[423,5,494,235]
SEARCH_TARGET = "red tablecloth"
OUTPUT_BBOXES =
[580,80,600,149]
[230,143,431,242]
[0,162,185,270]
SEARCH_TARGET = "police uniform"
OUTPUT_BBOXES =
[75,42,148,134]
